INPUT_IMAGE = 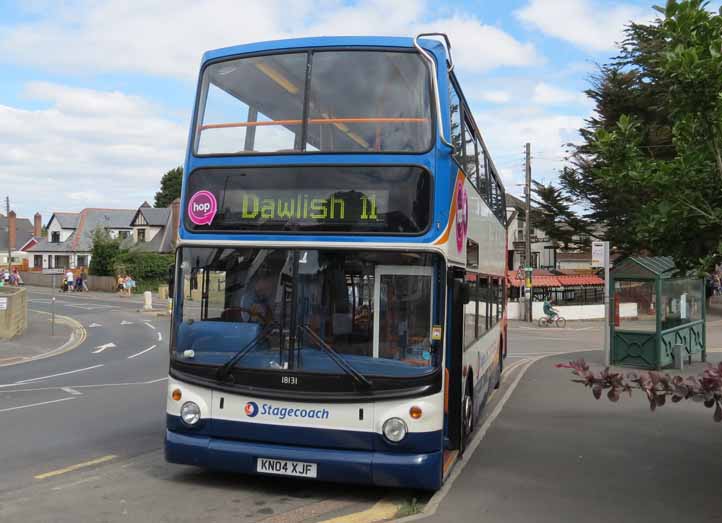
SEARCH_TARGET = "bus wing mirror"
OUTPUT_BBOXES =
[167,264,175,295]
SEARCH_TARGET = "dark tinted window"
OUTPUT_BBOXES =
[449,81,462,162]
[185,166,432,234]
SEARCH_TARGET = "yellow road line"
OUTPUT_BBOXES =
[34,454,117,480]
[318,498,399,523]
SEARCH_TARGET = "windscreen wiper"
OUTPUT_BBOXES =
[299,325,372,389]
[216,322,278,381]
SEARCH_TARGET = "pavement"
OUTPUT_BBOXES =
[0,288,720,522]
[0,309,75,365]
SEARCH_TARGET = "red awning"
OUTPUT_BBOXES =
[507,274,562,288]
[556,274,604,286]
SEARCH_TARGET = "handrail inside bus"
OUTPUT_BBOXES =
[413,32,454,151]
[199,117,429,131]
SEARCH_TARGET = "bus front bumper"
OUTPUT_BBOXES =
[165,429,442,490]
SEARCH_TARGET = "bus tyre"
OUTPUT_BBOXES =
[461,383,474,451]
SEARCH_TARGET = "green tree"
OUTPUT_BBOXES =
[531,181,591,249]
[154,166,183,208]
[563,0,722,269]
[89,228,121,276]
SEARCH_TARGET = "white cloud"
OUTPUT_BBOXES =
[0,83,187,218]
[0,0,539,78]
[515,0,650,52]
[473,106,585,190]
[532,82,587,106]
[478,90,512,104]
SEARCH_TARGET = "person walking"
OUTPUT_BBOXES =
[65,269,74,293]
[80,269,89,292]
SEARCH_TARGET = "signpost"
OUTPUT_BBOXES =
[592,241,611,365]
[524,267,533,322]
[43,268,63,336]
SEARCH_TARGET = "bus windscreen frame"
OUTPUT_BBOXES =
[193,49,434,155]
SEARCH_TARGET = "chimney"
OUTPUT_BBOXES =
[170,198,180,247]
[34,212,42,238]
[7,211,16,251]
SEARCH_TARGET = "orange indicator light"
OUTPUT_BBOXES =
[410,406,423,419]
[172,389,182,401]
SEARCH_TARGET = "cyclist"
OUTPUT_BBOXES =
[543,298,559,321]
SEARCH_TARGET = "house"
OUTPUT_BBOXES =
[28,208,136,270]
[0,211,42,267]
[123,201,177,254]
[28,200,181,270]
[505,193,556,270]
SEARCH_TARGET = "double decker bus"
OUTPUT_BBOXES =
[165,34,508,491]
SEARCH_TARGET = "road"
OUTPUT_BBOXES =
[0,292,719,522]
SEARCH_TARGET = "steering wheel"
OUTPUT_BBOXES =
[221,306,271,323]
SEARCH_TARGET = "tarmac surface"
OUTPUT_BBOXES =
[0,287,719,522]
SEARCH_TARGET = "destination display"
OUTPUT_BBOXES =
[184,166,431,234]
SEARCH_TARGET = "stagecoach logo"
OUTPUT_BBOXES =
[455,179,468,253]
[244,401,259,417]
[188,190,218,226]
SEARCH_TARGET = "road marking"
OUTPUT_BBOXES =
[6,364,104,386]
[51,475,101,491]
[0,397,75,413]
[157,332,163,342]
[127,345,157,359]
[88,323,103,328]
[92,343,116,354]
[34,454,117,480]
[502,358,529,375]
[61,387,82,396]
[144,322,156,330]
[318,498,399,523]
[0,377,168,393]
[120,320,134,326]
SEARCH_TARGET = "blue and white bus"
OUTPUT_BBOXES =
[165,34,508,491]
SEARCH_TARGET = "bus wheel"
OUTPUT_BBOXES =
[462,382,474,448]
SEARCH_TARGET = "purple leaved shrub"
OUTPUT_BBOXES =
[556,359,722,422]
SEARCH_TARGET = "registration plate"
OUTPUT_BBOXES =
[256,458,317,478]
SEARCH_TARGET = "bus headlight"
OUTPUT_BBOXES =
[382,417,408,443]
[180,401,201,426]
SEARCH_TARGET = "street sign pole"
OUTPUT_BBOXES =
[593,242,611,366]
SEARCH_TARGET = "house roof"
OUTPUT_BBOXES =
[31,208,136,254]
[505,193,526,209]
[0,216,35,252]
[50,212,80,229]
[132,207,170,227]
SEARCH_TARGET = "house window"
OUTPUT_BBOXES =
[138,229,146,242]
[34,255,43,269]
[77,255,88,268]
[119,231,130,240]
[51,231,60,243]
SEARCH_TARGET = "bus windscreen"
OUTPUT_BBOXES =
[194,50,432,154]
[184,166,431,234]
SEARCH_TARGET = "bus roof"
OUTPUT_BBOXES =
[201,36,446,64]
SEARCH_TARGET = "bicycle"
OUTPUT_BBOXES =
[538,314,566,328]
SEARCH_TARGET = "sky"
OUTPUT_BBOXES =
[0,0,705,220]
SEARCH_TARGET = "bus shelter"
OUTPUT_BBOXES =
[610,256,706,369]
